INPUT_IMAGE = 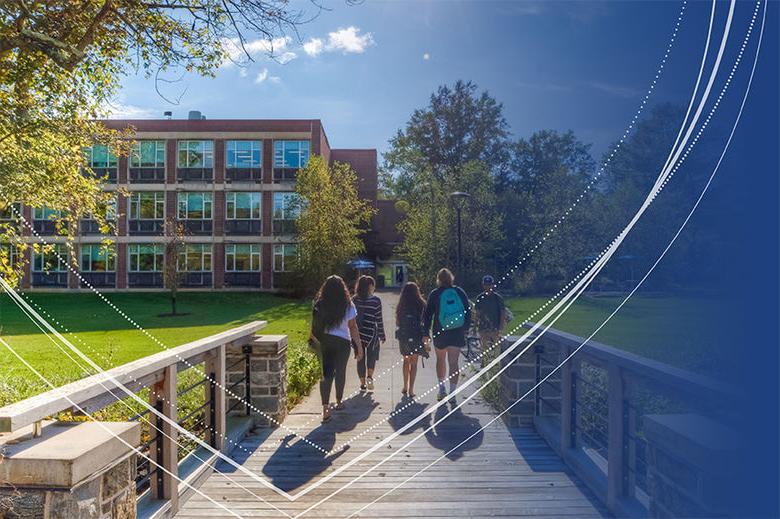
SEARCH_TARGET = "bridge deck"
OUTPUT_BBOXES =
[175,293,606,519]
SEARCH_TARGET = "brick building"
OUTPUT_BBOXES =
[8,114,383,291]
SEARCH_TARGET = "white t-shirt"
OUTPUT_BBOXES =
[325,302,357,341]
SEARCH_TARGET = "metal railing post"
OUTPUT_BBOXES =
[607,364,626,511]
[243,344,252,416]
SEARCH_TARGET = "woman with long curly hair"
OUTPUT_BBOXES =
[310,275,364,423]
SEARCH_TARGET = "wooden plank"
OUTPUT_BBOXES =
[0,320,265,432]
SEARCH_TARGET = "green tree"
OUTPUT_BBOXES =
[0,0,317,285]
[294,156,375,292]
[382,80,510,198]
[399,161,503,292]
[498,130,601,292]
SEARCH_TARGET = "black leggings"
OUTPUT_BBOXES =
[319,334,352,405]
[356,340,380,379]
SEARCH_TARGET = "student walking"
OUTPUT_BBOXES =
[474,275,507,353]
[423,268,471,402]
[310,275,364,423]
[395,282,428,398]
[353,275,386,392]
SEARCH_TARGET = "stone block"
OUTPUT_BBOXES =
[0,421,139,488]
[101,458,131,501]
[0,488,45,519]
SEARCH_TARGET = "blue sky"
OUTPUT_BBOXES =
[113,1,709,160]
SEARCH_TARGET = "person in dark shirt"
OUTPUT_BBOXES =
[474,275,507,353]
[353,275,386,392]
[395,281,428,398]
[423,268,471,402]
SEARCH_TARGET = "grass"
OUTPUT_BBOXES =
[503,294,728,378]
[0,291,318,409]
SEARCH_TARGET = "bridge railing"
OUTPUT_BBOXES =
[502,325,740,518]
[0,321,289,518]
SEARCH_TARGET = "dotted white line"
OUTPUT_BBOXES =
[296,0,689,434]
[5,208,329,454]
[330,0,761,456]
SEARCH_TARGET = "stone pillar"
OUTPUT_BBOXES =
[225,335,288,427]
[643,414,739,518]
[0,421,140,519]
[499,337,561,426]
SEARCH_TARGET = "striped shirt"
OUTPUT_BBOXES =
[353,295,386,347]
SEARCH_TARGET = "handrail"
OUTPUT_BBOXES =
[0,320,266,433]
[519,323,736,400]
[511,322,740,517]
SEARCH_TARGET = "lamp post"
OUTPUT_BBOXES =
[449,191,471,278]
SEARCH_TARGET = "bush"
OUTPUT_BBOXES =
[286,340,321,408]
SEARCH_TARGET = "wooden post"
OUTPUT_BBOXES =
[607,364,625,511]
[560,344,574,451]
[150,365,179,512]
[205,345,226,451]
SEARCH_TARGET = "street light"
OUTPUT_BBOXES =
[449,191,471,278]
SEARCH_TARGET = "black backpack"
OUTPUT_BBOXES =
[397,309,424,341]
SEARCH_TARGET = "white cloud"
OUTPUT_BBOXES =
[325,27,374,54]
[222,36,296,66]
[254,68,269,83]
[254,68,281,85]
[303,27,374,57]
[423,52,430,61]
[102,102,157,119]
[303,37,324,57]
[239,68,248,77]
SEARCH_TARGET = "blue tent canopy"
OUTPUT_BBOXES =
[348,259,375,269]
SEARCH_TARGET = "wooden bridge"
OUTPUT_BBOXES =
[0,293,737,518]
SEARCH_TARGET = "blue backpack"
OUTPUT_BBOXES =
[438,287,465,330]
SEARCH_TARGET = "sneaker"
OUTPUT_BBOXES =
[360,384,366,392]
[366,378,374,391]
[437,389,446,402]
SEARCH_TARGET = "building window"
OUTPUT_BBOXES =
[0,202,20,220]
[273,244,297,272]
[81,244,116,272]
[177,140,214,168]
[225,244,261,271]
[32,244,68,272]
[130,140,166,168]
[0,244,19,269]
[177,192,213,220]
[33,206,63,221]
[129,244,164,272]
[178,243,212,272]
[226,192,261,220]
[84,144,118,169]
[129,192,165,219]
[272,192,300,220]
[226,140,262,169]
[273,140,310,169]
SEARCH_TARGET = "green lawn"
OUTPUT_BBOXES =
[504,294,727,378]
[0,291,315,407]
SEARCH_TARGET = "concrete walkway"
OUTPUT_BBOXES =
[175,291,605,518]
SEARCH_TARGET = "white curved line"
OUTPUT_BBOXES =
[344,1,766,516]
[287,0,739,511]
[0,289,293,517]
[0,337,245,519]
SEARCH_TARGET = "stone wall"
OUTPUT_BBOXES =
[0,422,139,519]
[499,336,562,426]
[226,335,288,427]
